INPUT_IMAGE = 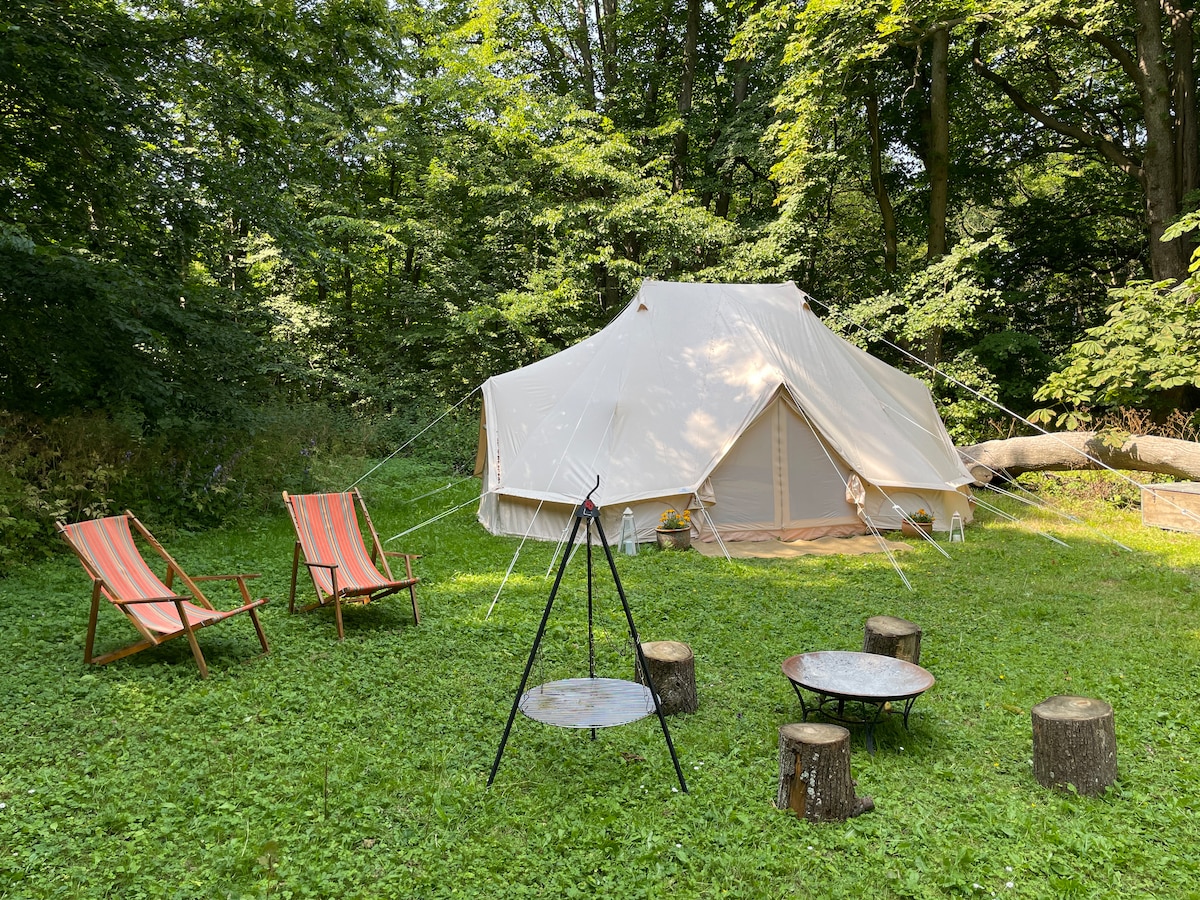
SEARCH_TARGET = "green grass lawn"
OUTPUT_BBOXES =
[2,462,1199,899]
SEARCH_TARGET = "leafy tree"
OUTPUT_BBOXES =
[971,0,1198,283]
[1033,283,1200,428]
[1033,210,1200,429]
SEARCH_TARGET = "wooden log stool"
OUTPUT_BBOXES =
[635,640,698,715]
[776,723,874,822]
[1031,695,1117,796]
[863,615,922,665]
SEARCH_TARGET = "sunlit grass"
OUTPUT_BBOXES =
[1,463,1198,898]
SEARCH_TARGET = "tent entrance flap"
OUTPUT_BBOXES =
[703,396,863,542]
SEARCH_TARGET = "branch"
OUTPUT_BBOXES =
[970,24,1142,179]
[1047,14,1141,87]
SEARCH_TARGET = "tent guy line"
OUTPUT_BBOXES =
[969,493,1071,548]
[954,441,1136,551]
[385,494,480,543]
[346,384,481,491]
[485,495,547,620]
[881,396,1129,550]
[979,480,1133,552]
[805,294,1199,526]
[785,384,936,582]
[487,361,627,616]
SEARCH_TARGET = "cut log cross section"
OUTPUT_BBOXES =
[862,615,922,665]
[775,723,874,822]
[1031,695,1117,796]
[635,640,698,715]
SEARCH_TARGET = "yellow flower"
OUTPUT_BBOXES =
[659,508,690,529]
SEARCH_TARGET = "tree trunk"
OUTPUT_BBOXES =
[643,7,671,123]
[573,0,597,110]
[672,0,699,193]
[1168,0,1198,208]
[776,723,874,822]
[865,69,898,276]
[715,59,752,220]
[596,0,618,101]
[972,8,1197,284]
[862,616,922,665]
[958,433,1200,483]
[634,640,698,714]
[921,27,950,367]
[1133,0,1188,281]
[926,26,950,262]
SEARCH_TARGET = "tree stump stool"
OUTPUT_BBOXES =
[863,615,922,665]
[634,641,698,715]
[1031,695,1117,796]
[775,723,874,822]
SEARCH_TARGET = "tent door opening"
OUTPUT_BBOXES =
[703,394,864,542]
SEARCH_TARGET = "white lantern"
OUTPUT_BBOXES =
[619,507,638,555]
[949,512,965,542]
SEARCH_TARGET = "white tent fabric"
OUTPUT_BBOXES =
[476,280,974,543]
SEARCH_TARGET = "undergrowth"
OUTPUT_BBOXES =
[0,463,1198,898]
[0,401,479,575]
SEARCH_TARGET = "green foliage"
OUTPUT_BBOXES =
[0,404,411,575]
[2,467,1200,897]
[845,237,1010,357]
[830,237,1024,442]
[1,0,1194,519]
[1032,281,1200,429]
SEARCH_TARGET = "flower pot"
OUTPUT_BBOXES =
[656,526,691,551]
[901,521,934,538]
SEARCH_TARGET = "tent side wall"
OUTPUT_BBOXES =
[857,485,974,532]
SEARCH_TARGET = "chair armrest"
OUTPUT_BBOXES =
[303,562,338,571]
[193,573,261,582]
[117,594,191,605]
[383,551,421,561]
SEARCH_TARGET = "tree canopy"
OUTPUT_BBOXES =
[0,0,1197,549]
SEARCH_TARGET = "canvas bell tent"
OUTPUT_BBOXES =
[475,280,974,545]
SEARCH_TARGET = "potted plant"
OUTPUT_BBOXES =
[901,508,934,537]
[656,508,692,550]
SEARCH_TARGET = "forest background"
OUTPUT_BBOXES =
[2,0,1199,572]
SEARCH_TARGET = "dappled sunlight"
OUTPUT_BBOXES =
[445,571,541,589]
[676,337,780,401]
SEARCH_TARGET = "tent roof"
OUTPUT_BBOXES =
[481,280,973,508]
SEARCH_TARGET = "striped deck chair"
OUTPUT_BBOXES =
[56,513,269,678]
[283,489,420,640]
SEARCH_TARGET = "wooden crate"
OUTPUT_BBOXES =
[1141,482,1200,534]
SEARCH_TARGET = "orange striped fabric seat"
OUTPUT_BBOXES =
[285,492,393,596]
[57,512,270,678]
[62,517,233,633]
[283,489,420,640]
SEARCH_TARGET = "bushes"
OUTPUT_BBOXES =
[0,396,485,575]
[0,405,376,574]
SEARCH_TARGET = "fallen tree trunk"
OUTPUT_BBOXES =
[958,433,1200,484]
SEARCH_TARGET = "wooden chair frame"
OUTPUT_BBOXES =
[57,512,269,679]
[283,488,420,640]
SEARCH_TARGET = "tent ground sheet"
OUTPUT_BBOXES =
[691,534,910,559]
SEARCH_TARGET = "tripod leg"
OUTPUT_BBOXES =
[594,518,689,794]
[586,522,597,740]
[488,513,585,787]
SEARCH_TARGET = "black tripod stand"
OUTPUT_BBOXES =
[488,480,688,793]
